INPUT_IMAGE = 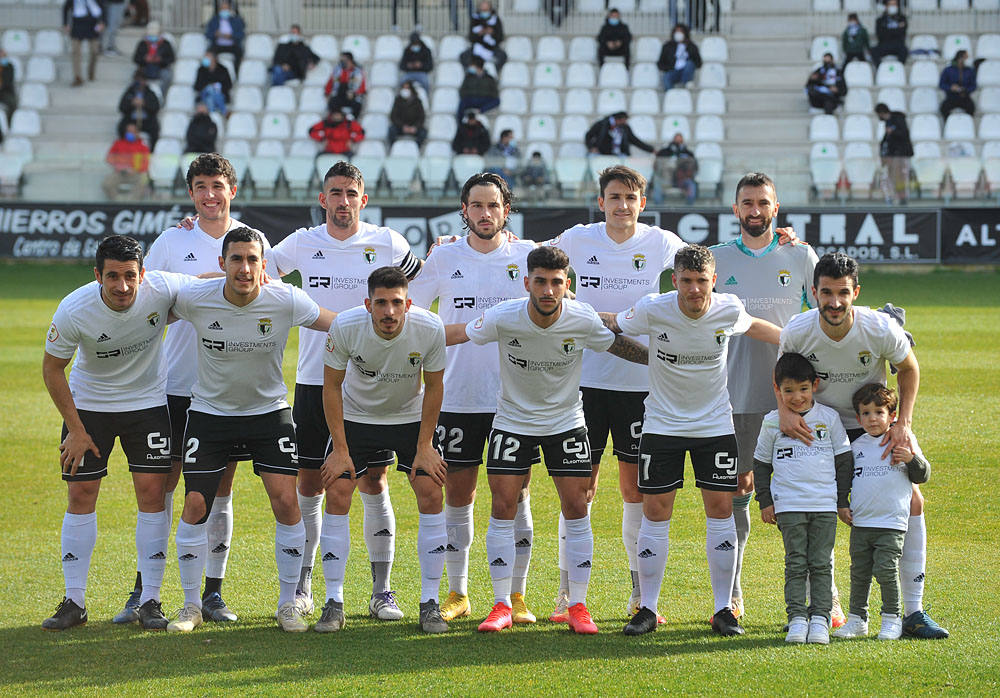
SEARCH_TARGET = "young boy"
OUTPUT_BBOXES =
[833,383,930,641]
[753,353,854,644]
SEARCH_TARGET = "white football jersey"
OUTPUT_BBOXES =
[850,432,923,530]
[712,238,818,414]
[324,305,446,425]
[144,221,272,397]
[780,306,911,427]
[617,292,753,438]
[172,278,320,416]
[753,402,851,514]
[547,222,684,391]
[466,298,616,436]
[45,271,188,412]
[270,221,419,386]
[408,237,534,412]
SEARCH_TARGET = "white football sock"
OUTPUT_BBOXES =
[564,514,593,607]
[320,512,350,603]
[900,513,927,614]
[275,519,305,609]
[136,510,167,604]
[445,503,473,596]
[418,512,447,603]
[512,495,533,596]
[706,515,738,614]
[61,512,97,608]
[205,493,233,580]
[732,493,752,600]
[175,520,207,608]
[637,516,669,613]
[163,488,174,529]
[557,511,567,592]
[622,501,643,573]
[360,490,395,563]
[297,492,324,596]
[485,517,514,607]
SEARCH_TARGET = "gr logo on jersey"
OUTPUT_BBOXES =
[858,350,873,367]
[777,269,791,287]
[715,329,728,346]
[507,354,527,368]
[454,297,475,308]
[579,275,600,288]
[408,351,422,366]
[562,338,576,354]
[258,318,272,336]
[147,312,160,327]
[363,247,377,264]
[506,263,520,280]
[815,424,828,440]
[47,323,59,342]
[632,253,646,271]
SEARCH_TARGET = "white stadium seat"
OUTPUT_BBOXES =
[875,61,906,87]
[844,88,873,114]
[631,63,660,89]
[695,115,724,142]
[630,88,660,115]
[500,88,529,115]
[178,32,207,58]
[942,34,972,59]
[877,87,906,112]
[9,109,40,137]
[437,35,467,62]
[527,114,558,142]
[536,37,565,62]
[566,63,596,88]
[978,60,1000,86]
[698,63,727,88]
[810,36,839,63]
[368,61,399,88]
[431,87,460,115]
[660,115,691,142]
[664,88,693,115]
[909,61,939,87]
[696,89,726,115]
[244,34,274,62]
[911,114,942,141]
[500,62,531,88]
[598,63,628,88]
[634,36,661,63]
[843,115,874,142]
[265,85,297,113]
[909,87,938,114]
[531,88,561,115]
[700,37,728,63]
[505,36,534,62]
[232,86,263,113]
[259,112,291,140]
[979,114,1000,140]
[373,34,404,62]
[570,36,598,63]
[564,88,594,115]
[844,61,873,88]
[596,89,626,115]
[943,113,976,141]
[33,29,63,56]
[976,34,1000,60]
[1,29,31,55]
[559,115,589,143]
[810,142,840,162]
[809,114,839,141]
[341,35,372,63]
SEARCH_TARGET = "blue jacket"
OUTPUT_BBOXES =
[205,13,245,46]
[939,63,976,95]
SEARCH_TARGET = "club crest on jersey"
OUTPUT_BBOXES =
[562,338,576,354]
[325,335,335,353]
[47,323,59,342]
[408,351,422,366]
[625,307,635,320]
[547,235,561,246]
[858,350,872,367]
[363,247,377,264]
[632,253,646,271]
[258,318,273,336]
[506,263,520,280]
[715,329,728,346]
[474,315,484,329]
[815,424,828,440]
[146,312,160,327]
[777,269,791,287]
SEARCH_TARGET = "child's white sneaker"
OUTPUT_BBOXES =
[832,613,869,639]
[785,615,808,643]
[878,613,902,640]
[807,615,830,644]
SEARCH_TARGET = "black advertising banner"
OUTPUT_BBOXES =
[940,208,1000,263]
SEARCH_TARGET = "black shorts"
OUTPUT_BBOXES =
[581,387,646,465]
[181,408,298,499]
[293,383,337,470]
[344,420,433,478]
[168,394,250,462]
[485,426,592,478]
[437,411,541,471]
[847,428,865,443]
[637,433,739,494]
[61,406,172,481]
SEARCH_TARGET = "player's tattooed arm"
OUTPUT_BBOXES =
[606,335,647,365]
[598,311,623,334]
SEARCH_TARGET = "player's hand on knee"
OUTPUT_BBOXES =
[760,505,776,525]
[775,226,800,245]
[779,410,813,445]
[59,430,100,476]
[838,507,853,525]
[411,450,447,486]
[320,451,355,488]
[177,215,198,230]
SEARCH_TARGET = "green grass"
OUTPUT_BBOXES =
[2,263,999,696]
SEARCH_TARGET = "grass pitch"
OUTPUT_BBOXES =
[1,262,998,696]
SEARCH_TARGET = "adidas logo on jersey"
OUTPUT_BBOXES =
[312,250,325,259]
[856,451,864,458]
[515,538,531,548]
[657,332,669,342]
[353,354,366,363]
[586,255,600,265]
[62,552,78,562]
[508,338,521,347]
[183,252,197,261]
[576,560,592,569]
[451,269,464,279]
[714,540,735,552]
[638,548,655,559]
[281,548,302,557]
[805,353,819,362]
[445,543,459,552]
[428,545,447,554]
[97,333,111,342]
[724,275,738,285]
[179,553,197,561]
[373,528,392,537]
[208,321,223,330]
[148,551,166,560]
[490,557,507,567]
[322,552,339,561]
[211,543,229,554]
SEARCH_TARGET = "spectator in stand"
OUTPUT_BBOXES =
[871,0,907,68]
[193,51,233,116]
[102,0,126,56]
[657,23,701,92]
[102,121,150,200]
[462,0,507,71]
[521,150,549,190]
[0,50,17,119]
[806,52,847,115]
[585,111,653,156]
[132,21,174,93]
[841,13,870,67]
[205,0,245,75]
[125,0,149,26]
[387,80,427,147]
[325,52,366,117]
[270,25,319,86]
[118,71,160,149]
[485,128,521,187]
[457,55,500,120]
[597,7,632,69]
[63,0,105,87]
[399,31,433,95]
[939,50,976,119]
[652,132,698,205]
[451,110,490,155]
[185,102,218,154]
[875,102,913,205]
[309,110,365,156]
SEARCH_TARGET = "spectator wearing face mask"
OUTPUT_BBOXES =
[309,110,365,156]
[132,22,174,93]
[806,52,847,115]
[102,121,150,200]
[871,0,907,68]
[325,51,366,117]
[205,0,245,75]
[193,51,232,115]
[485,128,521,187]
[462,1,507,71]
[841,13,870,67]
[0,50,17,119]
[399,32,433,95]
[118,71,161,148]
[388,81,427,147]
[939,50,976,119]
[457,55,500,120]
[597,8,632,69]
[452,111,490,155]
[657,23,701,92]
[270,25,319,86]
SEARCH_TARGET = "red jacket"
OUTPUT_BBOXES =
[309,117,364,154]
[106,138,150,172]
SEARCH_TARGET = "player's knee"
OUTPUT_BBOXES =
[296,467,324,496]
[414,485,443,514]
[134,475,167,511]
[66,481,100,513]
[490,499,518,520]
[359,468,387,494]
[182,490,212,525]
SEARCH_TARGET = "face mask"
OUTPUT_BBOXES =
[467,66,477,74]
[887,5,898,14]
[124,132,137,142]
[479,11,491,19]
[290,34,302,42]
[219,10,232,18]
[673,32,684,42]
[849,21,858,27]
[410,44,420,52]
[0,58,8,66]
[201,57,211,67]
[608,17,620,25]
[400,88,412,99]
[146,35,158,42]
